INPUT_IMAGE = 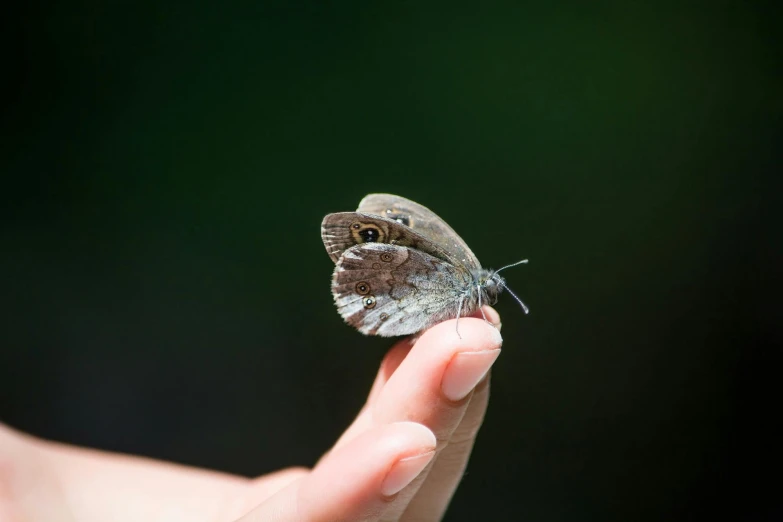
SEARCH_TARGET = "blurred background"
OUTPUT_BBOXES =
[2,1,779,520]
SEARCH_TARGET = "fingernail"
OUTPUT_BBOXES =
[381,450,435,497]
[441,349,501,402]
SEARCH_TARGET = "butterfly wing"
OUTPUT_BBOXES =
[332,243,472,336]
[357,193,481,270]
[321,212,460,266]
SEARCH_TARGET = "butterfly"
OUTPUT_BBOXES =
[321,193,529,337]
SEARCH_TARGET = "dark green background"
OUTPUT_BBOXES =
[2,1,779,520]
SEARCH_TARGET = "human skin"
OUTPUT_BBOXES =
[0,307,503,522]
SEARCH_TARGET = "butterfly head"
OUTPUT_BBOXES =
[475,271,505,306]
[483,259,530,315]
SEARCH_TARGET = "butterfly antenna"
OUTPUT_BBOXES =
[492,259,529,277]
[499,281,530,315]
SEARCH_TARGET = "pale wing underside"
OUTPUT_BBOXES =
[357,193,481,270]
[332,243,472,336]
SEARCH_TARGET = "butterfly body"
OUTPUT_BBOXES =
[321,194,525,337]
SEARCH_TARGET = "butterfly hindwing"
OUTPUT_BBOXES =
[331,243,472,336]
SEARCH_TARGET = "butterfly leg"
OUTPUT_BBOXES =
[455,294,466,339]
[477,284,491,325]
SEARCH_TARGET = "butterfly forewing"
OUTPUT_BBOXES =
[332,243,471,336]
[357,193,481,270]
[321,212,460,267]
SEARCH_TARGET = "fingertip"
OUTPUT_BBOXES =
[387,421,437,451]
[292,422,436,521]
[415,315,503,354]
[477,305,501,328]
[378,422,437,498]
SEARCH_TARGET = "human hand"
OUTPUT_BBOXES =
[0,308,502,521]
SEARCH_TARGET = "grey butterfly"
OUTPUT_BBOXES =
[321,193,529,337]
